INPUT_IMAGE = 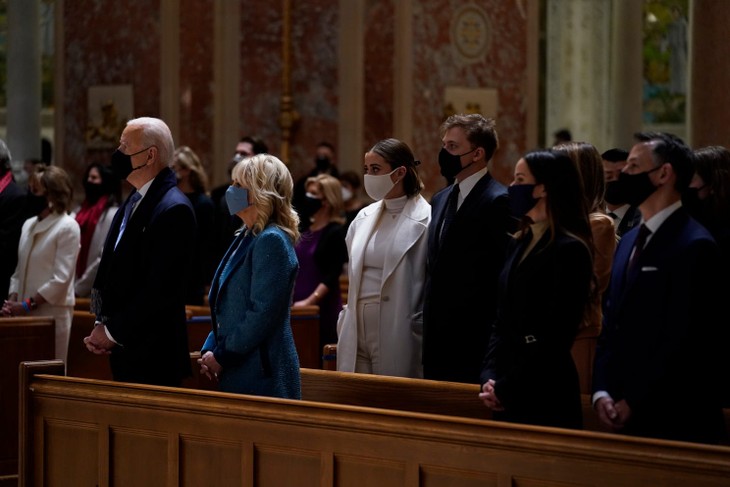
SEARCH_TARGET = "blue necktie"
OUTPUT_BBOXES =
[439,183,460,243]
[115,192,142,250]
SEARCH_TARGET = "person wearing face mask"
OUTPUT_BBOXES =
[601,148,641,238]
[338,170,369,229]
[83,117,197,387]
[73,163,121,297]
[336,138,430,378]
[171,145,216,305]
[198,154,301,399]
[291,174,348,352]
[422,113,513,384]
[0,139,27,299]
[684,146,730,270]
[479,150,594,429]
[293,141,339,230]
[593,132,727,444]
[3,165,81,365]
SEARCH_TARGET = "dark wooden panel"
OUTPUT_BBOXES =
[0,317,54,476]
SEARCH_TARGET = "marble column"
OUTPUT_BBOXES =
[6,0,41,164]
[689,0,730,148]
[608,0,643,151]
[545,0,611,150]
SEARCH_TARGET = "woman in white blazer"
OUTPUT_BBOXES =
[2,166,80,363]
[337,138,431,378]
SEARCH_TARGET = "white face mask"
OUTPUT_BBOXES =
[341,186,353,202]
[364,168,398,201]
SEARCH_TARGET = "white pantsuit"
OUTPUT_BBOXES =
[336,195,430,378]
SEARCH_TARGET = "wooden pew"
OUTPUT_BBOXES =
[0,317,54,477]
[290,305,320,368]
[73,297,91,311]
[183,306,321,368]
[19,360,730,487]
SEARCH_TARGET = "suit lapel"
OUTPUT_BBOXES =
[348,202,383,301]
[382,197,427,285]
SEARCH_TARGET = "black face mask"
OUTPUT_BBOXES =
[508,184,538,219]
[315,156,331,172]
[27,191,48,215]
[438,147,476,181]
[111,147,150,180]
[298,195,323,222]
[604,179,627,206]
[621,166,662,207]
[83,181,105,203]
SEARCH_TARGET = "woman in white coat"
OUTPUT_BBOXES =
[337,138,431,378]
[2,165,80,363]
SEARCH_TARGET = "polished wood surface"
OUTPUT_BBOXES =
[19,361,730,487]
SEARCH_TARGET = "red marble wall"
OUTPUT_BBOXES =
[60,0,528,197]
[411,0,529,194]
[62,0,161,191]
[179,0,214,181]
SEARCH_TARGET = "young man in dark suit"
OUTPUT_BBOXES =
[422,114,513,384]
[593,132,726,444]
[84,117,197,387]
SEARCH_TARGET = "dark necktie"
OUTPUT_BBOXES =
[115,192,142,250]
[439,183,460,243]
[627,223,651,273]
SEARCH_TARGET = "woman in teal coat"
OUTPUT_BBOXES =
[199,154,301,399]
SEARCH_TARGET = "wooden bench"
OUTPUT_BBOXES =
[0,317,55,477]
[18,360,730,486]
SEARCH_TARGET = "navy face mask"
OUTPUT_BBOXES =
[620,165,662,207]
[225,186,250,215]
[508,184,538,219]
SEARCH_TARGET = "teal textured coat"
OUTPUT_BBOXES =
[202,224,301,399]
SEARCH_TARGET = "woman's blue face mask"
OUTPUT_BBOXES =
[225,186,250,215]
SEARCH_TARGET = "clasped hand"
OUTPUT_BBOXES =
[479,379,505,411]
[198,351,222,381]
[83,324,115,355]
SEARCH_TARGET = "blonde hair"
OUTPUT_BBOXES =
[305,174,346,224]
[231,154,300,243]
[173,145,209,193]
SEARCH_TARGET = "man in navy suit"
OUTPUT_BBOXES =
[593,132,726,443]
[422,114,513,384]
[84,117,196,387]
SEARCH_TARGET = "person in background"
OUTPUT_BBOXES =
[480,150,594,430]
[602,148,641,238]
[0,139,27,299]
[172,145,216,304]
[292,174,348,351]
[684,145,730,263]
[337,138,430,378]
[593,132,726,444]
[84,117,197,387]
[423,114,513,384]
[339,170,369,229]
[3,165,81,364]
[293,141,339,230]
[553,128,572,146]
[553,141,615,394]
[684,145,730,409]
[199,154,301,399]
[74,163,120,297]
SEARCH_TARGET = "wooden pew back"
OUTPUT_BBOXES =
[19,361,730,487]
[0,317,54,477]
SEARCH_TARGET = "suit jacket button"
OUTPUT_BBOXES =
[382,296,390,302]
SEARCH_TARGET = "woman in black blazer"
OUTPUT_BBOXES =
[479,150,595,429]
